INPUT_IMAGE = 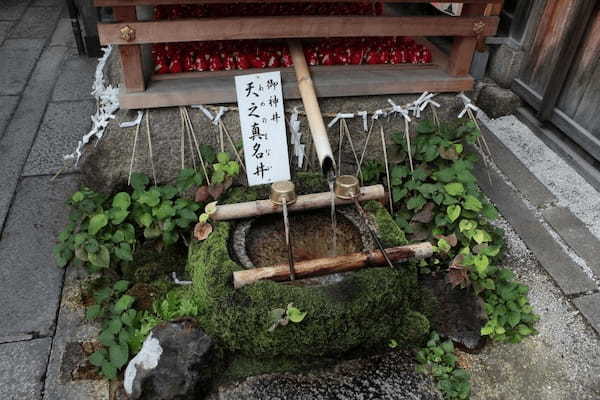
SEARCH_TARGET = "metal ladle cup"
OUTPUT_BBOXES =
[270,181,297,280]
[334,175,396,270]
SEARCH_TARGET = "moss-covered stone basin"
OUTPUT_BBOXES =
[186,177,431,361]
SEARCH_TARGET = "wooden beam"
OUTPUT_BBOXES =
[233,242,433,289]
[96,0,502,7]
[98,16,499,45]
[113,6,146,93]
[447,4,488,76]
[119,67,474,109]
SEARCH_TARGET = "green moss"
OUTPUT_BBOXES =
[122,242,187,284]
[364,200,408,247]
[187,198,429,361]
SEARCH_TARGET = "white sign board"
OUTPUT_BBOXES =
[235,71,291,186]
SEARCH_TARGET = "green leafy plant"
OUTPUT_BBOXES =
[54,168,203,274]
[388,120,538,344]
[86,280,140,380]
[268,303,307,332]
[416,331,470,400]
[212,152,240,184]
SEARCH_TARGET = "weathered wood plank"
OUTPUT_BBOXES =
[119,67,473,109]
[519,0,578,95]
[572,57,600,137]
[557,5,600,118]
[95,0,501,6]
[447,4,487,76]
[98,16,499,45]
[113,6,146,92]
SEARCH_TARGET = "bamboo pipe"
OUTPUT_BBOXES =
[212,184,385,221]
[233,242,433,289]
[288,39,335,175]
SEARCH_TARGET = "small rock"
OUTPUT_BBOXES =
[422,276,487,351]
[124,319,213,400]
[477,85,522,119]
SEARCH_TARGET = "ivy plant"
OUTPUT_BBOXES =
[416,331,470,400]
[386,120,538,344]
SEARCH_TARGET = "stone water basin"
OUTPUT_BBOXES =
[232,207,376,286]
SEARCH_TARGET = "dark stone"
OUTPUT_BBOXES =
[477,84,522,119]
[422,276,487,351]
[124,319,214,400]
[208,350,443,400]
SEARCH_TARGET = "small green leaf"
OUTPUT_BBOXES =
[89,350,107,367]
[463,195,483,212]
[138,189,161,207]
[459,219,477,232]
[217,152,230,163]
[447,205,461,222]
[101,362,117,380]
[114,295,135,313]
[110,209,129,225]
[139,213,153,228]
[444,182,464,196]
[286,304,307,323]
[98,329,116,347]
[154,201,176,219]
[130,173,149,191]
[85,305,102,320]
[437,238,451,253]
[112,192,131,210]
[388,339,398,348]
[107,318,122,334]
[88,245,110,268]
[88,214,108,235]
[199,213,209,224]
[113,280,130,293]
[407,195,426,211]
[205,201,218,215]
[71,191,85,202]
[473,229,492,244]
[109,344,129,369]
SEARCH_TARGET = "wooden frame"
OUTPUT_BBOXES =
[96,1,500,109]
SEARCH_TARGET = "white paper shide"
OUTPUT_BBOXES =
[235,71,291,186]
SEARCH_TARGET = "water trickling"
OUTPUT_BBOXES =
[328,175,337,257]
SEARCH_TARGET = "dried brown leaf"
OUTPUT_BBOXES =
[411,202,435,224]
[195,186,210,203]
[208,184,225,200]
[435,233,458,247]
[439,146,459,160]
[408,222,429,241]
[193,222,213,241]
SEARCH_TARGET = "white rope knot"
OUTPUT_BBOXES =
[191,104,215,122]
[289,107,305,168]
[457,92,480,118]
[372,109,387,120]
[119,110,143,128]
[357,111,368,132]
[387,99,411,122]
[327,113,355,128]
[212,106,229,125]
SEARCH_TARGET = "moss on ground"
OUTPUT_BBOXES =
[186,175,430,363]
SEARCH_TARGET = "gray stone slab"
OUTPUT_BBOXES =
[573,293,600,335]
[31,0,66,6]
[52,56,96,101]
[0,174,79,337]
[0,21,13,44]
[0,95,19,140]
[482,125,556,208]
[543,206,600,279]
[0,44,68,230]
[0,0,28,21]
[0,338,52,399]
[23,100,95,176]
[43,266,110,400]
[474,163,597,295]
[9,6,61,39]
[49,17,75,48]
[0,38,44,95]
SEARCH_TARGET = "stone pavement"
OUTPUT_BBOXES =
[0,1,98,399]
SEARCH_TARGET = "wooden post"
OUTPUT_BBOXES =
[233,242,433,289]
[113,6,146,92]
[448,4,488,76]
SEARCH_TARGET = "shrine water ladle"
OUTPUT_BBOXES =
[270,181,297,280]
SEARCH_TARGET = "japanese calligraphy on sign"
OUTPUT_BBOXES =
[235,71,291,186]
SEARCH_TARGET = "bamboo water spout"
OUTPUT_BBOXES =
[288,39,335,176]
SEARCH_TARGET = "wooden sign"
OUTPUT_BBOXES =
[235,71,291,186]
